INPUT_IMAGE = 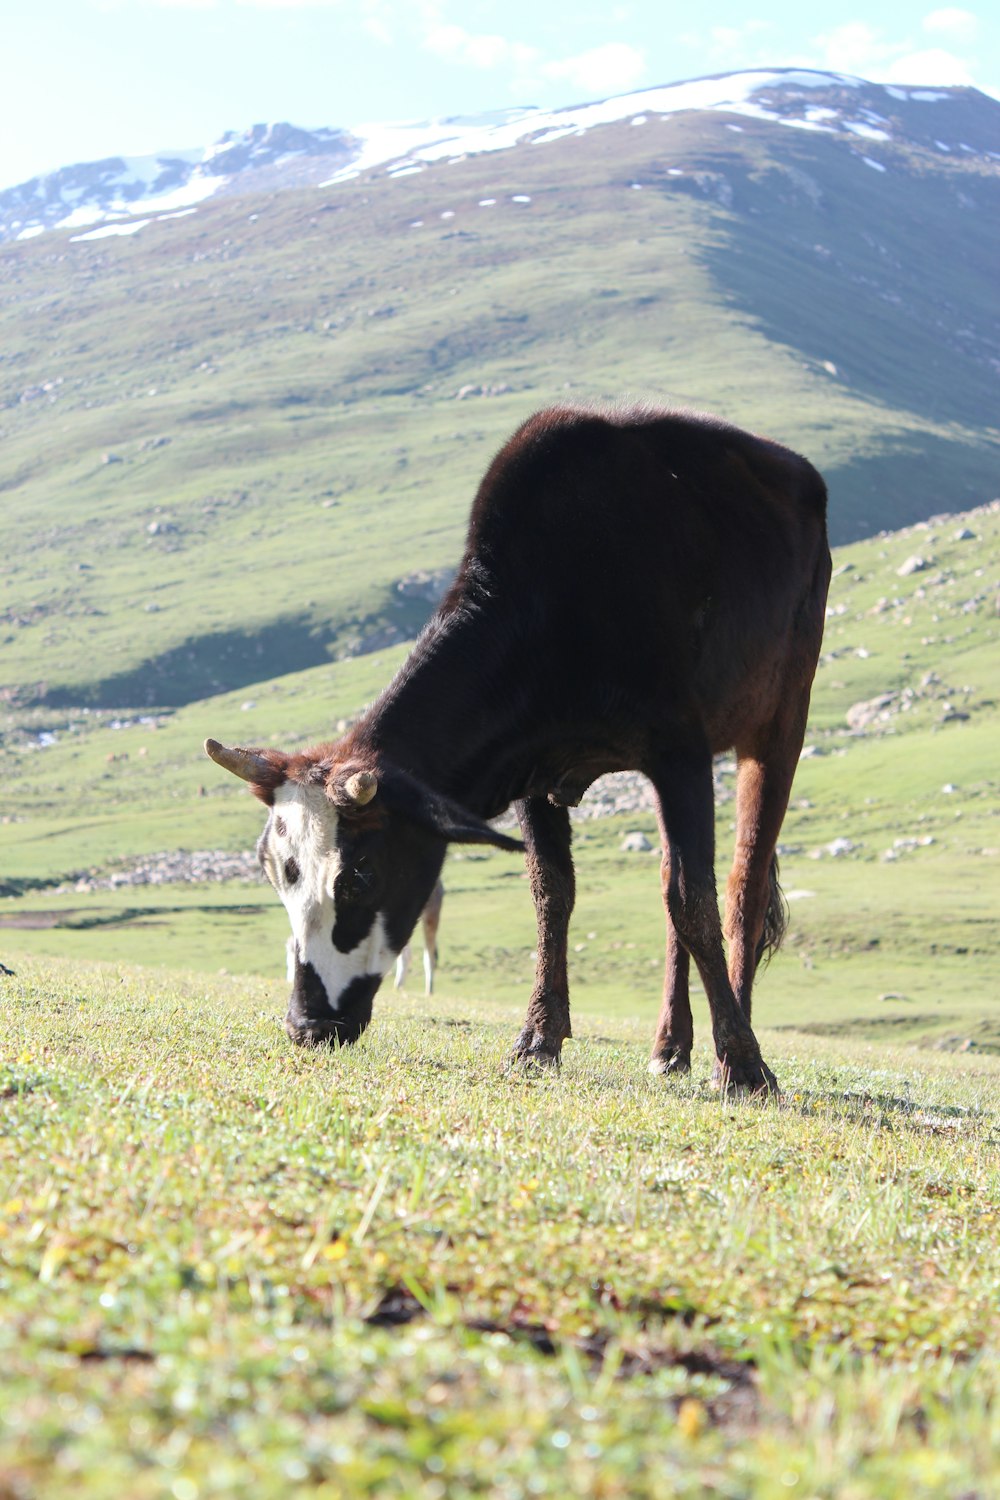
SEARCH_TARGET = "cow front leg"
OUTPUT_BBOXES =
[510,797,575,1068]
[650,749,778,1096]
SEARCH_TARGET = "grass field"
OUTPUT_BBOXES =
[2,956,999,1498]
[2,98,999,1492]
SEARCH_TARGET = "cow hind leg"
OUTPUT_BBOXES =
[648,846,694,1075]
[510,797,575,1068]
[422,894,442,996]
[724,710,809,1032]
[394,945,411,990]
[649,747,777,1096]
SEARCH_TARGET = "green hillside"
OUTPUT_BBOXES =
[1,98,998,709]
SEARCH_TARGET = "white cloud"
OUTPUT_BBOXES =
[127,0,349,7]
[423,21,537,71]
[542,42,646,96]
[810,17,985,89]
[810,13,991,90]
[360,0,392,44]
[880,47,979,86]
[922,9,979,43]
[709,20,772,56]
[120,0,351,7]
[814,21,894,75]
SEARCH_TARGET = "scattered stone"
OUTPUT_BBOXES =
[952,527,976,541]
[395,568,455,605]
[102,452,122,465]
[57,850,262,894]
[455,383,512,400]
[897,554,930,577]
[809,837,858,860]
[846,693,897,730]
[620,831,653,853]
[879,992,911,1002]
[884,835,935,860]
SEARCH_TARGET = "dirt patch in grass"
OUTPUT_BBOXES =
[364,1285,759,1426]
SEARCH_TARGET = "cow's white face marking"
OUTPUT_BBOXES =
[260,782,398,1014]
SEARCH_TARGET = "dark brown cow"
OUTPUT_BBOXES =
[206,404,830,1093]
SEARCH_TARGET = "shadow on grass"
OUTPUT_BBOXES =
[782,1088,991,1131]
[0,903,263,932]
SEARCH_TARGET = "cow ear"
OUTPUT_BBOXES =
[383,770,524,853]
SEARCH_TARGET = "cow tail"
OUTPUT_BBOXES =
[755,854,789,969]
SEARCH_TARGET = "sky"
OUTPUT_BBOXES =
[1,1,998,191]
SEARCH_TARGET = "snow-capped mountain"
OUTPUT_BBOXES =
[1,69,997,245]
[0,122,356,244]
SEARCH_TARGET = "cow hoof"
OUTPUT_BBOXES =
[711,1054,779,1098]
[507,1030,562,1072]
[648,1049,692,1076]
[507,1052,561,1076]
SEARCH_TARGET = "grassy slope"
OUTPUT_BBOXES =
[1,113,997,707]
[1,958,998,1497]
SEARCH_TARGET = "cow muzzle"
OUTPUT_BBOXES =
[284,962,380,1047]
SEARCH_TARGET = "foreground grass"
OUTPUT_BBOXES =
[2,957,998,1497]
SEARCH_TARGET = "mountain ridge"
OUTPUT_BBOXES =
[3,68,998,245]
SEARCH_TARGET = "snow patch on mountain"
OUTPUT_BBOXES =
[322,70,866,183]
[0,121,354,245]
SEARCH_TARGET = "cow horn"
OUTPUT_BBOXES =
[204,738,273,784]
[344,770,378,805]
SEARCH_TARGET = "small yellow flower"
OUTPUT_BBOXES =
[3,1199,24,1216]
[321,1240,347,1261]
[677,1398,706,1440]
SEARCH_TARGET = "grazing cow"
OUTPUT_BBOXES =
[394,879,444,995]
[206,404,830,1094]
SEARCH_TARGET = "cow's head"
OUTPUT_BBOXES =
[204,738,522,1046]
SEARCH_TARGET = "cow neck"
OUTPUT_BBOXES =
[354,609,535,818]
